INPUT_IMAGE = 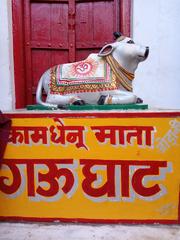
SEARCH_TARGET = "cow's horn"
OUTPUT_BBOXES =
[113,32,122,40]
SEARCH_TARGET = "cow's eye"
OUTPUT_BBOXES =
[127,40,135,44]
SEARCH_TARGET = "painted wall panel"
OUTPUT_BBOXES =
[0,111,180,224]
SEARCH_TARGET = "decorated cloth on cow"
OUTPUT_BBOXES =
[50,53,134,95]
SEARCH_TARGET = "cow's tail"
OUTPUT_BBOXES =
[36,74,58,109]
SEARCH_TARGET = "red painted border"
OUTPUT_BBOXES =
[12,0,26,108]
[120,0,131,36]
[0,216,179,225]
[4,111,180,119]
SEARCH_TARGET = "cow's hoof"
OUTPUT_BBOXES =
[72,100,85,105]
[58,105,68,109]
[97,95,107,105]
[136,97,143,103]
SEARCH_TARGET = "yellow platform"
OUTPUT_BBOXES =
[0,110,180,224]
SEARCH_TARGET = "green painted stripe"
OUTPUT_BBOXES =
[27,104,148,111]
[68,104,148,111]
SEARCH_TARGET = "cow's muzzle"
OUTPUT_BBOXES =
[144,46,149,59]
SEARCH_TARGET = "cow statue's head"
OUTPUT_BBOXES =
[98,32,149,73]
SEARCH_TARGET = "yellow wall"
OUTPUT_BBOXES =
[0,113,180,223]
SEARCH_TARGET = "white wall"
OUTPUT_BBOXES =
[0,0,180,110]
[133,0,180,109]
[0,0,14,111]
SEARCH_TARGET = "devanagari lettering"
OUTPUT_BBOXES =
[0,158,170,202]
[9,126,48,145]
[0,161,23,195]
[91,126,155,147]
[156,119,180,152]
[48,118,88,149]
[80,159,169,201]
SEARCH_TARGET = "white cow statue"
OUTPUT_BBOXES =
[36,32,149,108]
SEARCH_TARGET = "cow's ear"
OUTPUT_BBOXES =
[98,44,114,57]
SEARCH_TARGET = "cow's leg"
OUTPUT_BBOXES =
[98,91,137,105]
[46,94,85,108]
[110,92,137,104]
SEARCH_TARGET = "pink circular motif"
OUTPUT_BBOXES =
[75,62,92,76]
[70,58,98,78]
